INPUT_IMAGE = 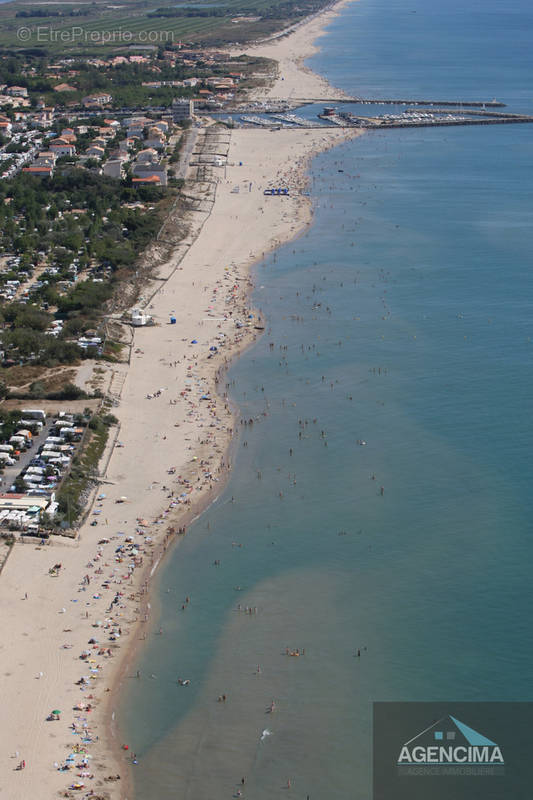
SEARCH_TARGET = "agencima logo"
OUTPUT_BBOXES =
[397,715,505,776]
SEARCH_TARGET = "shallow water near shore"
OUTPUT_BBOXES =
[119,1,533,797]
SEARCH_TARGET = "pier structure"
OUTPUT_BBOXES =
[290,97,507,108]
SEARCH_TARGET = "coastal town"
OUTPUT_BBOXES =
[0,0,361,794]
[0,0,527,796]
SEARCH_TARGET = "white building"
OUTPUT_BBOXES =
[131,308,152,326]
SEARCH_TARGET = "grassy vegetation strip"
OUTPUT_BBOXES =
[55,410,117,529]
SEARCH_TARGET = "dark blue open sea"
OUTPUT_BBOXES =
[119,1,533,797]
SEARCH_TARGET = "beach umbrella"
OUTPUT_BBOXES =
[52,709,61,715]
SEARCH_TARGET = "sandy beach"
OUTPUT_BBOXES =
[0,6,361,799]
[238,0,357,101]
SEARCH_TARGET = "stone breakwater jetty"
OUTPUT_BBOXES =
[361,116,533,129]
[292,97,507,107]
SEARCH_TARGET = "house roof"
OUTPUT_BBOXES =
[132,175,161,183]
[0,494,50,510]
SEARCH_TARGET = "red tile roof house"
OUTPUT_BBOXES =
[22,165,53,177]
[131,160,167,185]
[49,138,76,156]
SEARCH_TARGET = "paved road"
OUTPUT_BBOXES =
[176,127,199,180]
[0,422,54,491]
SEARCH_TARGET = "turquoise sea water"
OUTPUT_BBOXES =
[119,1,533,798]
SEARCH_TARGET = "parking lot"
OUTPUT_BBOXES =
[0,421,54,491]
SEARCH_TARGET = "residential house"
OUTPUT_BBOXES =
[123,116,152,128]
[136,147,158,164]
[36,151,57,167]
[144,137,165,152]
[6,86,28,97]
[126,124,145,139]
[144,128,166,151]
[32,107,54,127]
[22,165,53,177]
[60,128,77,143]
[206,76,234,89]
[132,158,167,186]
[0,95,30,108]
[97,126,116,139]
[49,137,76,156]
[132,174,164,186]
[86,144,105,159]
[119,138,135,154]
[54,83,77,93]
[103,155,127,179]
[82,93,112,108]
[151,120,169,135]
